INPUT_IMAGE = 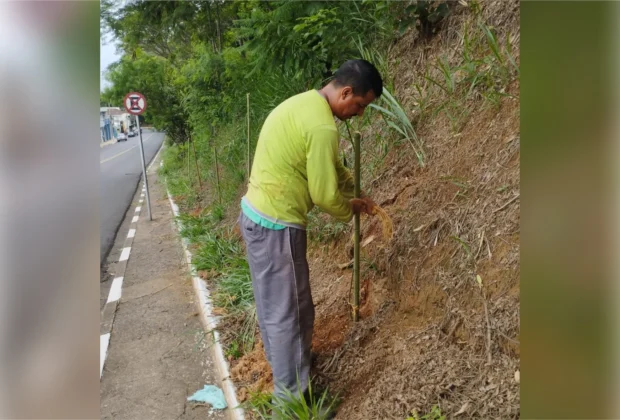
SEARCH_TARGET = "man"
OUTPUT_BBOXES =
[239,59,382,403]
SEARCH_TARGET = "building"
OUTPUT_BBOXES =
[100,108,114,142]
[100,107,137,142]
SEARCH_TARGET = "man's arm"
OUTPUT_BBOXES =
[306,125,353,222]
[335,152,355,200]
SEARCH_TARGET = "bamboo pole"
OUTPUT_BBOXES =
[187,138,191,188]
[215,1,223,52]
[247,93,251,181]
[191,134,203,190]
[353,132,361,322]
[214,144,222,205]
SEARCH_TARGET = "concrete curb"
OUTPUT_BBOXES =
[163,160,245,420]
[100,138,118,148]
[147,140,164,172]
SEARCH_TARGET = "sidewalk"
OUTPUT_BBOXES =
[100,153,229,420]
[100,138,118,148]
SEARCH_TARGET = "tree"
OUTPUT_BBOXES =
[104,51,189,143]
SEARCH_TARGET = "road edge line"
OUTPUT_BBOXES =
[101,134,164,379]
[100,182,145,379]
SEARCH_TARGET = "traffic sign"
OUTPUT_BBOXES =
[123,92,147,115]
[123,91,152,220]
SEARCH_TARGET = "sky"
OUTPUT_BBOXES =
[100,32,120,92]
[100,0,127,92]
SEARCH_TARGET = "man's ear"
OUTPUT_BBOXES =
[341,86,353,99]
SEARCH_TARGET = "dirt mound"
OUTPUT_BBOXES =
[231,340,273,403]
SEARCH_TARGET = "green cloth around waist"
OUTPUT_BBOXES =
[241,199,286,230]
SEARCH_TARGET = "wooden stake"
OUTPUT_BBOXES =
[353,132,361,322]
[187,138,191,188]
[191,134,203,190]
[214,144,222,205]
[247,93,251,181]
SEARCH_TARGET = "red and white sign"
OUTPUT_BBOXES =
[123,92,147,115]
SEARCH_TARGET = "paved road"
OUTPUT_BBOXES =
[100,130,165,263]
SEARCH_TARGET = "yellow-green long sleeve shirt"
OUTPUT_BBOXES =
[244,90,355,228]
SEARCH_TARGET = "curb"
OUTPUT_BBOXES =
[100,138,118,148]
[163,160,245,420]
[147,141,164,172]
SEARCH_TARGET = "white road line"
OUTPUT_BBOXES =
[100,333,110,378]
[107,277,124,303]
[100,146,136,164]
[119,247,131,262]
[100,132,158,164]
[100,139,162,383]
[139,199,143,203]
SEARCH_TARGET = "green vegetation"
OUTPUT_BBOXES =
[175,210,255,357]
[245,380,338,420]
[407,405,446,420]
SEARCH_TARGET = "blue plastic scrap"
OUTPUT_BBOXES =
[187,384,228,410]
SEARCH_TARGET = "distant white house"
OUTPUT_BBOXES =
[101,107,136,137]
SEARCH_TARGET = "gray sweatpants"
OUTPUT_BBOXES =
[239,212,314,399]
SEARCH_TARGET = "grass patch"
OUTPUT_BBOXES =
[225,340,242,360]
[407,405,446,420]
[192,225,256,355]
[245,380,338,420]
[177,213,210,241]
[307,207,349,243]
[162,172,257,357]
[403,7,520,135]
[213,268,254,313]
[160,142,203,209]
[193,229,246,272]
[370,87,425,167]
[238,306,258,354]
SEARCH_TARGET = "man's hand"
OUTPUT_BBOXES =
[350,197,377,215]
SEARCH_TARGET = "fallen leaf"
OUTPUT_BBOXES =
[338,260,354,269]
[413,224,426,232]
[476,274,483,287]
[455,402,470,416]
[361,235,376,247]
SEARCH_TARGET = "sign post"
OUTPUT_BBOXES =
[124,92,151,221]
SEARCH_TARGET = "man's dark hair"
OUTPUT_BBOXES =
[332,59,383,99]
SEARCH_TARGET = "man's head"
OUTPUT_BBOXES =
[326,59,383,120]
